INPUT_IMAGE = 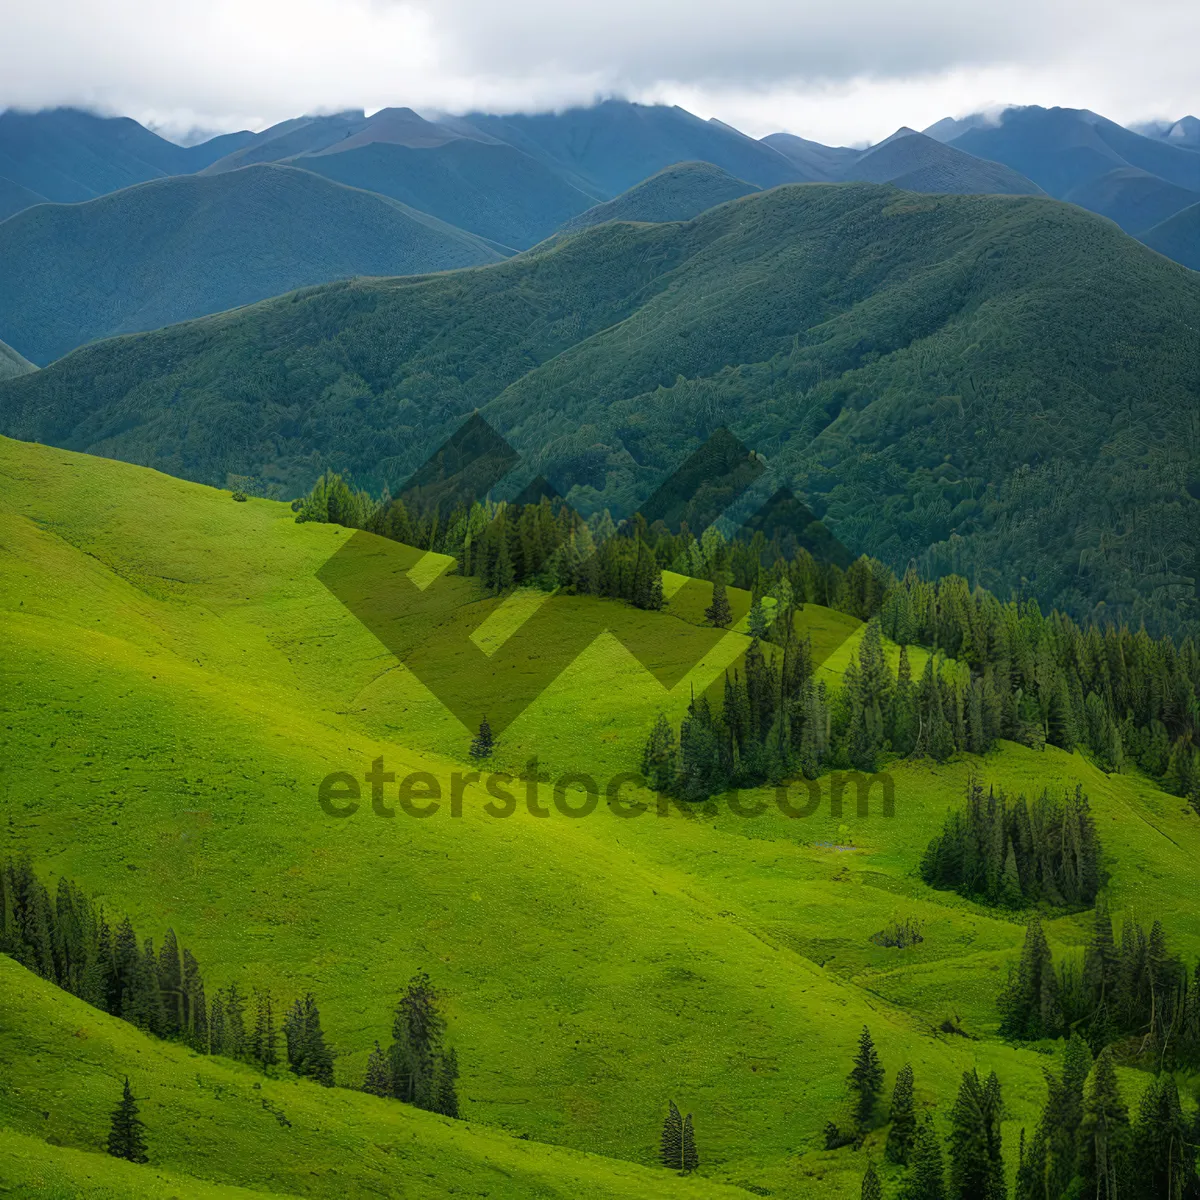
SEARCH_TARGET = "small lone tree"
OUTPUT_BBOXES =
[849,1025,885,1130]
[705,581,733,629]
[106,1077,148,1164]
[469,717,494,761]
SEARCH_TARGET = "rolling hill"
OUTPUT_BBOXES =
[0,337,36,380]
[0,107,251,210]
[1140,199,1200,270]
[556,161,759,234]
[0,164,503,365]
[5,432,1199,1196]
[2,183,1197,634]
[835,129,1043,195]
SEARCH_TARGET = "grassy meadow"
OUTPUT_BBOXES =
[2,433,1197,1197]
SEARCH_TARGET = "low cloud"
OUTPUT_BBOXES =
[2,0,1196,145]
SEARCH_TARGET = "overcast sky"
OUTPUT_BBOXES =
[2,0,1196,145]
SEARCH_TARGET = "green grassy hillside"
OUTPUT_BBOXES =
[3,434,1198,1196]
[556,161,759,235]
[0,164,503,365]
[3,183,1197,633]
[839,130,1043,196]
[0,336,35,380]
[1141,199,1200,270]
[0,962,741,1199]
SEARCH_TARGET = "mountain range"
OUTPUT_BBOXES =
[3,182,1196,635]
[1,99,1197,366]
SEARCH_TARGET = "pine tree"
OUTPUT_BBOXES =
[948,1069,1004,1200]
[747,600,771,640]
[252,987,278,1070]
[390,972,445,1108]
[469,716,494,761]
[902,1115,947,1200]
[1130,1073,1190,1200]
[705,581,733,629]
[661,1100,684,1169]
[859,1160,882,1199]
[886,1062,918,1164]
[999,915,1062,1040]
[641,713,678,793]
[433,1047,460,1118]
[156,929,183,1037]
[224,982,247,1059]
[208,992,226,1055]
[1077,1047,1129,1200]
[681,1112,699,1173]
[363,1041,393,1097]
[848,1025,885,1130]
[106,1077,148,1164]
[301,993,334,1086]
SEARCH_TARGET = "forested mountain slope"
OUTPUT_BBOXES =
[2,183,1197,632]
[0,164,503,364]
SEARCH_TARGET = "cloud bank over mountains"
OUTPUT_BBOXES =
[2,0,1198,145]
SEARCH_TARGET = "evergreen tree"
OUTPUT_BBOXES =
[886,1062,918,1164]
[363,1041,393,1097]
[433,1047,460,1118]
[661,1100,684,1169]
[999,916,1062,1040]
[948,1069,1005,1200]
[301,993,334,1086]
[849,1025,885,1130]
[861,1159,883,1200]
[208,992,226,1056]
[106,1077,148,1164]
[252,987,278,1070]
[705,580,733,629]
[902,1115,947,1200]
[1130,1073,1192,1200]
[747,600,771,640]
[156,929,183,1037]
[640,713,678,793]
[469,716,495,761]
[1077,1047,1130,1200]
[681,1112,699,1174]
[224,982,247,1059]
[390,972,446,1109]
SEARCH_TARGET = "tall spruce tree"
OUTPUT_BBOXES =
[849,1025,885,1130]
[681,1112,699,1173]
[886,1063,918,1164]
[999,916,1062,1040]
[1130,1073,1192,1200]
[106,1077,148,1164]
[902,1115,947,1200]
[641,713,678,793]
[469,716,494,761]
[948,1069,1005,1200]
[390,972,446,1109]
[661,1100,684,1169]
[1077,1047,1130,1200]
[252,987,278,1070]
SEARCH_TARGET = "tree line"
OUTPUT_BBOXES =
[999,906,1200,1070]
[293,470,1199,806]
[920,779,1101,910]
[2,860,461,1120]
[832,1025,1198,1200]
